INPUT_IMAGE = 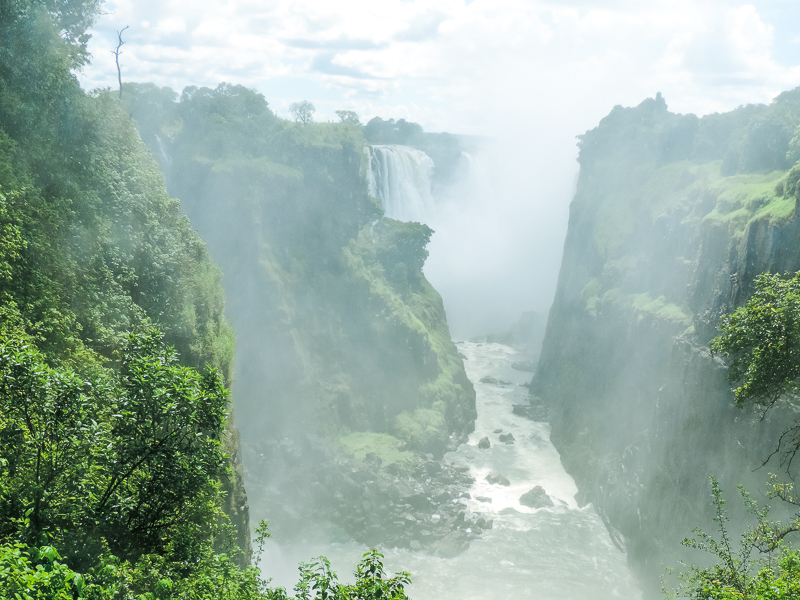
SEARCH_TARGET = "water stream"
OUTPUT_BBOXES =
[366,144,435,223]
[261,342,641,599]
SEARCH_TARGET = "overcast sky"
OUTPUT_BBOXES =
[81,0,800,134]
[79,0,800,336]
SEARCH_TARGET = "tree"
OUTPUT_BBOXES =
[269,550,411,600]
[0,329,230,568]
[112,25,129,99]
[289,100,315,124]
[335,110,360,125]
[671,272,800,598]
[711,271,800,413]
[712,271,800,468]
[669,478,800,600]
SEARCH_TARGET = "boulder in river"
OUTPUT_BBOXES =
[475,496,492,503]
[498,433,515,444]
[480,375,499,384]
[520,485,554,508]
[493,429,503,433]
[430,529,470,558]
[478,437,491,449]
[511,360,537,372]
[512,403,549,421]
[485,473,510,486]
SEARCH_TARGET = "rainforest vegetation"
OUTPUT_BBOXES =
[0,0,413,597]
[671,271,800,599]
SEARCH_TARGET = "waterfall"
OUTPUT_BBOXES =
[154,134,173,174]
[366,144,435,223]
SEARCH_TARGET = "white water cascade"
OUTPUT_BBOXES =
[366,145,435,223]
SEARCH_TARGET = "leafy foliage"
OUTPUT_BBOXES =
[0,6,419,600]
[270,551,411,600]
[335,110,360,126]
[669,478,800,600]
[711,271,800,412]
[0,330,230,567]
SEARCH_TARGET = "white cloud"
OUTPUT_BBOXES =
[83,0,800,133]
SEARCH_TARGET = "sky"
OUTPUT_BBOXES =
[81,0,800,134]
[79,0,800,337]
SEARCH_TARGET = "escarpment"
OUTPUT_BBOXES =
[531,89,800,595]
[126,83,477,548]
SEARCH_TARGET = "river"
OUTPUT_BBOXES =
[260,341,641,599]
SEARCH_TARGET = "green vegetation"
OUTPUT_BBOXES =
[123,81,476,460]
[338,432,416,467]
[533,86,800,595]
[670,273,800,598]
[0,330,268,598]
[569,90,800,329]
[669,478,800,600]
[712,271,800,411]
[0,0,418,597]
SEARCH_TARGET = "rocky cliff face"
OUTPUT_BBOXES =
[126,83,477,548]
[531,89,800,594]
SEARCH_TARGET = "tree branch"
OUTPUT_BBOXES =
[112,26,129,100]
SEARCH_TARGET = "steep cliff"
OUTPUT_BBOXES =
[125,83,477,546]
[531,89,800,594]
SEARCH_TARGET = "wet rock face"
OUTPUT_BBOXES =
[530,95,800,594]
[519,486,554,509]
[246,437,492,555]
[485,472,511,486]
[511,360,537,372]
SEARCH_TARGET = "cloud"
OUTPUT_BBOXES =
[83,0,800,132]
[395,11,448,41]
[310,53,382,79]
[284,38,386,50]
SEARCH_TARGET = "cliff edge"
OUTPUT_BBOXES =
[532,89,800,594]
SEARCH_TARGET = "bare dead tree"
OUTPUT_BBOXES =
[112,26,130,99]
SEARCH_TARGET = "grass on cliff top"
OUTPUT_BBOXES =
[582,279,691,324]
[338,432,416,466]
[591,160,796,258]
[701,169,794,235]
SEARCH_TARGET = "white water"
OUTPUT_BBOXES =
[260,342,641,599]
[366,145,435,223]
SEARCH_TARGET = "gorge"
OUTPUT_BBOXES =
[4,2,800,596]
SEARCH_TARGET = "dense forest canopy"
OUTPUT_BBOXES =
[0,0,415,597]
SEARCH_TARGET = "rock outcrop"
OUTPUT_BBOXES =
[530,89,800,595]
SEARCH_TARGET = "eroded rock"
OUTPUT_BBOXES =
[520,485,554,508]
[485,472,511,486]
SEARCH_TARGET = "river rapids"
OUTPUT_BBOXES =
[260,342,641,599]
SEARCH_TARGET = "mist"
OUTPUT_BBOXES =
[423,134,575,339]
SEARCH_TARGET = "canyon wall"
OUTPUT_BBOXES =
[532,89,800,594]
